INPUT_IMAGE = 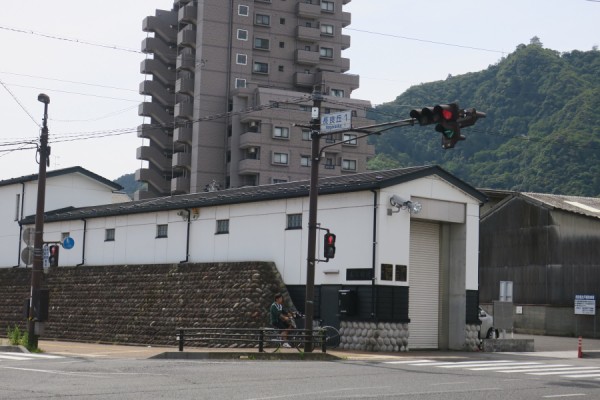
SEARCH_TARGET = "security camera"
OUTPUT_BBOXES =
[390,195,406,208]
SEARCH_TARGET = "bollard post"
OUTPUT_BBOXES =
[259,329,264,353]
[578,336,583,358]
[178,329,184,352]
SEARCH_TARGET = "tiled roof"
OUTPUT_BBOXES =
[21,165,486,224]
[0,166,122,191]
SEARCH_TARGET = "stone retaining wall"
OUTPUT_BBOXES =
[0,263,289,346]
[340,321,480,351]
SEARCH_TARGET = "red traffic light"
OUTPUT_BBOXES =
[324,233,336,259]
[48,244,59,267]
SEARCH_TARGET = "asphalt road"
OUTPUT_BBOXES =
[2,346,600,399]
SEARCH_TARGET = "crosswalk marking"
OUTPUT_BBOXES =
[531,369,600,376]
[384,358,600,382]
[0,352,65,361]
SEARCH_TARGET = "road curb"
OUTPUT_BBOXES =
[150,351,341,361]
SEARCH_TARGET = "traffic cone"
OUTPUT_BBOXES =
[578,336,583,358]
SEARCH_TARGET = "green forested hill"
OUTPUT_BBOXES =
[368,42,600,196]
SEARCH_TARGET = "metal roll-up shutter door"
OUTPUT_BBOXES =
[408,221,440,349]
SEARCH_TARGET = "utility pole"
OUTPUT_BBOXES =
[303,88,323,353]
[28,93,50,349]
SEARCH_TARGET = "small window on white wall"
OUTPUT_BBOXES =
[105,228,115,242]
[156,224,168,238]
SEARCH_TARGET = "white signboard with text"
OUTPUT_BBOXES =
[575,294,596,315]
[321,110,352,133]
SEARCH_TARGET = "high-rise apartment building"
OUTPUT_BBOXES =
[136,0,375,199]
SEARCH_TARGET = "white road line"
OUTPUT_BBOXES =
[384,359,435,364]
[0,352,64,360]
[468,362,544,371]
[0,355,32,361]
[411,360,514,367]
[562,373,600,378]
[543,394,587,398]
[498,365,585,373]
[531,369,600,376]
[441,362,538,369]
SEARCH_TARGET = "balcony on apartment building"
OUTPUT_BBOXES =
[142,15,177,44]
[178,27,197,49]
[141,58,176,85]
[294,72,315,87]
[238,158,262,175]
[173,124,192,145]
[295,49,320,65]
[178,2,197,25]
[297,2,321,18]
[341,12,351,27]
[340,57,350,72]
[135,168,170,196]
[239,132,262,149]
[142,37,177,64]
[139,80,175,107]
[172,151,191,169]
[296,25,320,42]
[139,102,174,127]
[340,34,351,50]
[136,146,172,172]
[176,76,194,96]
[175,101,194,120]
[315,70,359,91]
[137,124,173,150]
[171,174,191,194]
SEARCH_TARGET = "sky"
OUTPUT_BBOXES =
[0,0,597,182]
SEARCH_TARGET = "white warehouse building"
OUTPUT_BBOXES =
[13,166,486,351]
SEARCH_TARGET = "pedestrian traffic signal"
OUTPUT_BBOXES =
[409,103,485,149]
[324,233,336,259]
[48,244,59,267]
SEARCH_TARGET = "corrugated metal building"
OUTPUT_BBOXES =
[479,191,600,337]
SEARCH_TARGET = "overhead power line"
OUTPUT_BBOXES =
[345,28,506,54]
[0,25,141,54]
[0,79,41,128]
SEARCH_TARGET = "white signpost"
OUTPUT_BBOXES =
[575,294,596,315]
[321,110,352,133]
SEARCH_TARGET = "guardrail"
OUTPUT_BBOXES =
[176,327,327,353]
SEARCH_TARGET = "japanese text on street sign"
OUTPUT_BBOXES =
[574,294,596,315]
[321,110,352,133]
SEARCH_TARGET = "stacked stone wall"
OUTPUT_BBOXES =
[0,263,288,346]
[339,321,410,352]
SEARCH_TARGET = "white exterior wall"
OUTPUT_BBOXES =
[0,172,125,268]
[377,176,480,289]
[13,175,481,291]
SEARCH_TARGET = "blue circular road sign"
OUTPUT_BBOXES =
[63,236,75,250]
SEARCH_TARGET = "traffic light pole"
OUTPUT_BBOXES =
[303,90,323,353]
[300,100,484,352]
[301,91,416,352]
[28,94,50,350]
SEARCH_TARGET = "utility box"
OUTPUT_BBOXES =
[338,289,357,316]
